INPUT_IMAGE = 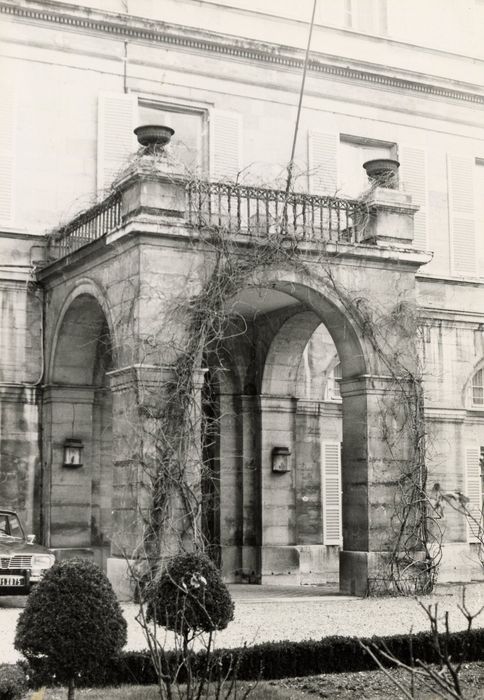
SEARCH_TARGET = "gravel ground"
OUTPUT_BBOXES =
[1,583,483,665]
[272,662,484,699]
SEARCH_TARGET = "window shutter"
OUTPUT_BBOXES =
[0,83,15,225]
[318,0,344,26]
[465,447,482,544]
[356,0,374,32]
[97,93,138,193]
[209,109,243,181]
[400,146,428,250]
[322,441,342,545]
[447,154,476,277]
[308,131,338,196]
[475,162,484,279]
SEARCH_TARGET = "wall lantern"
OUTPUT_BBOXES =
[271,446,291,473]
[63,439,83,468]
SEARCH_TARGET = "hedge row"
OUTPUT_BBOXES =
[22,627,484,688]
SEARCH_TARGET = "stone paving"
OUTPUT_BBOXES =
[0,583,483,665]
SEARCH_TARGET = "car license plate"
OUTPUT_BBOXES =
[0,575,24,587]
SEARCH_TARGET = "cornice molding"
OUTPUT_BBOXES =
[2,2,484,106]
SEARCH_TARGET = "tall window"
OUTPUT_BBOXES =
[477,160,484,278]
[138,102,207,175]
[325,360,342,401]
[318,0,388,35]
[339,136,396,198]
[472,368,484,406]
[344,0,388,35]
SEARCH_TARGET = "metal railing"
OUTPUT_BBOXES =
[45,180,367,264]
[46,191,122,259]
[186,181,367,243]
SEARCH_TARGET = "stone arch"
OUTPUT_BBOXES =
[43,281,115,571]
[48,280,116,385]
[238,265,371,379]
[213,266,409,594]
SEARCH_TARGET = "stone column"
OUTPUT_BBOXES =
[239,395,262,580]
[339,375,415,595]
[294,400,322,546]
[216,393,261,583]
[259,395,298,584]
[106,363,206,597]
[217,391,242,578]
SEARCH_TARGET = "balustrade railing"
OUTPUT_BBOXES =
[186,181,367,243]
[46,191,122,259]
[46,180,368,264]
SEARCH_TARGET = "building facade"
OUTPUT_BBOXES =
[1,0,484,595]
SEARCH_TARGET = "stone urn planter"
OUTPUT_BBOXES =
[363,158,400,189]
[134,124,175,149]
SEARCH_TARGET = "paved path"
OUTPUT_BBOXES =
[1,583,483,665]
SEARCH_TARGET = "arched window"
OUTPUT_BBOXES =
[325,361,342,401]
[472,368,484,406]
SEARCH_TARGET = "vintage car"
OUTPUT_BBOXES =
[0,508,55,595]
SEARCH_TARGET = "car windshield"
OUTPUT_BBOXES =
[0,513,24,540]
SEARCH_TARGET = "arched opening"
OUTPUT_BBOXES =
[44,292,114,571]
[259,314,345,586]
[203,279,377,592]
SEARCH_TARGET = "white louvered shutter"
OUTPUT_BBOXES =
[209,109,243,181]
[465,447,482,543]
[0,83,15,225]
[447,154,476,277]
[97,93,138,193]
[400,147,428,250]
[318,0,344,27]
[476,162,484,279]
[308,132,338,196]
[322,441,342,545]
[356,0,375,32]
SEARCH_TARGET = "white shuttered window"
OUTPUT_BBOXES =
[209,109,243,181]
[322,441,342,545]
[476,161,484,279]
[400,146,428,250]
[308,132,338,196]
[465,447,483,543]
[447,155,476,277]
[97,93,138,193]
[0,83,15,225]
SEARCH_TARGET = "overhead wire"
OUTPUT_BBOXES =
[284,0,318,199]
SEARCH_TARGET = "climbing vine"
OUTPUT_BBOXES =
[112,153,441,595]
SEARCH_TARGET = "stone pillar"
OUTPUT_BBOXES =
[91,387,113,571]
[294,400,322,546]
[218,393,261,582]
[106,363,206,597]
[0,385,40,538]
[239,395,262,580]
[42,385,97,558]
[339,375,413,595]
[359,187,419,246]
[259,395,298,584]
[218,391,243,578]
[107,156,187,248]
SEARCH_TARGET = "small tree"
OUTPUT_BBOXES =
[146,551,234,636]
[137,550,236,699]
[14,558,127,700]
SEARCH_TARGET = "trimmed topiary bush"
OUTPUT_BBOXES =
[0,664,28,700]
[146,551,234,636]
[15,558,127,699]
